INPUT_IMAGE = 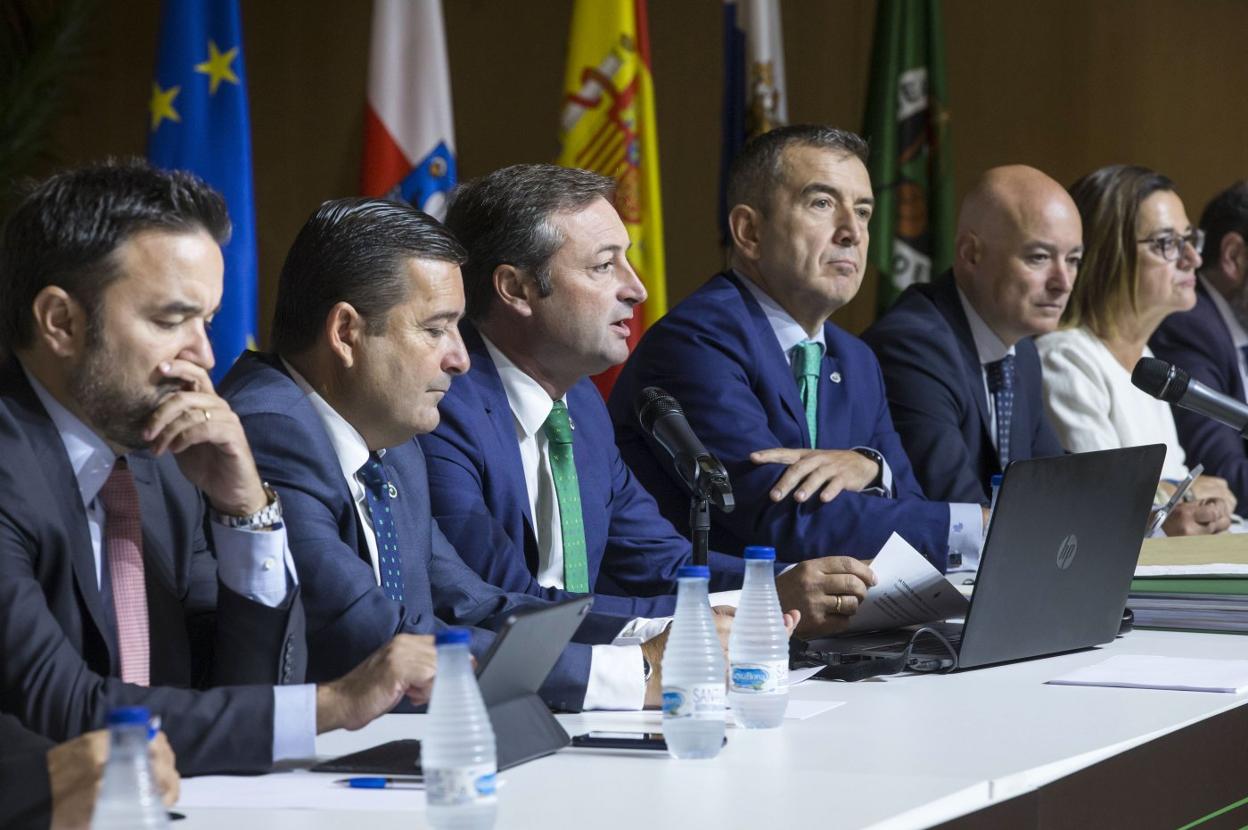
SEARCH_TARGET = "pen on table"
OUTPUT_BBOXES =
[335,776,425,789]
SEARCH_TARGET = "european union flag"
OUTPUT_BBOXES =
[147,0,256,381]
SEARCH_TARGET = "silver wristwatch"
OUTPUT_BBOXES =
[212,483,283,530]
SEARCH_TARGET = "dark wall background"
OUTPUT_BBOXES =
[39,0,1248,343]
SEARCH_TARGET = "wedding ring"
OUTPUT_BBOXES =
[202,408,211,422]
[834,595,843,614]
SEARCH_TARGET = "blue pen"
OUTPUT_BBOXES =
[336,777,424,789]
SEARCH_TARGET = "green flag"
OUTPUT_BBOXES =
[863,0,955,315]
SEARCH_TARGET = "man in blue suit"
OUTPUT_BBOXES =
[224,198,686,711]
[0,161,437,777]
[423,163,873,641]
[862,166,1075,506]
[1152,181,1248,505]
[611,125,983,572]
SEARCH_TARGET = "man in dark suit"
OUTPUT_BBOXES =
[1152,181,1248,504]
[0,161,440,775]
[223,198,674,711]
[423,163,873,644]
[862,166,1076,506]
[610,125,982,572]
[0,714,178,830]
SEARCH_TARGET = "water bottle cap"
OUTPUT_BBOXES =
[743,546,776,561]
[435,628,471,646]
[677,565,710,579]
[107,706,151,727]
[990,473,1004,486]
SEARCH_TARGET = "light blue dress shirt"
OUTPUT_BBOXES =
[25,368,317,761]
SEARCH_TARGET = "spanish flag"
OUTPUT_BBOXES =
[557,0,666,396]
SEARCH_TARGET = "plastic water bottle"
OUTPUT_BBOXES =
[728,546,789,728]
[91,706,169,829]
[423,628,498,830]
[661,565,726,759]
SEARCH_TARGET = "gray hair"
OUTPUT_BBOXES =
[726,124,869,215]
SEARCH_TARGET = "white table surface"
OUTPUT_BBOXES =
[179,629,1248,830]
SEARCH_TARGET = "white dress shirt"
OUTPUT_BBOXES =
[284,361,385,584]
[735,273,986,569]
[482,337,681,710]
[25,368,316,762]
[1200,274,1248,395]
[1037,326,1190,481]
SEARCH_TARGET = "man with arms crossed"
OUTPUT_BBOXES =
[611,126,982,572]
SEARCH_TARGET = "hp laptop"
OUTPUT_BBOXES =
[806,445,1165,673]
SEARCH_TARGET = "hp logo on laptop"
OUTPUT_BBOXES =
[1056,534,1078,570]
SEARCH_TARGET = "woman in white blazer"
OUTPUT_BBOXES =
[1037,164,1234,535]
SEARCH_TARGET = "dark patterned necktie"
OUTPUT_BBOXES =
[358,453,405,602]
[986,355,1017,468]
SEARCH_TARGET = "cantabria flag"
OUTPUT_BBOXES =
[557,0,666,395]
[361,0,456,219]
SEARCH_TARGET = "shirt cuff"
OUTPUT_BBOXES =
[211,522,298,608]
[582,645,646,711]
[272,684,318,762]
[946,502,986,573]
[612,617,671,646]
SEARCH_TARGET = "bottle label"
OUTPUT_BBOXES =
[425,763,498,807]
[662,682,726,720]
[730,660,789,694]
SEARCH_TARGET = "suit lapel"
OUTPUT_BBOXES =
[127,454,178,598]
[933,276,995,450]
[725,274,808,438]
[816,340,848,450]
[463,326,541,559]
[2,362,118,662]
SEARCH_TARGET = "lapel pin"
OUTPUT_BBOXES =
[386,483,399,499]
[829,371,842,383]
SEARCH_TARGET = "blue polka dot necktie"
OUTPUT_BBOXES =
[542,401,590,593]
[792,340,824,447]
[358,453,405,602]
[986,355,1017,469]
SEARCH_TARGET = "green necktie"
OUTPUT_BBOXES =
[542,401,590,593]
[793,340,823,447]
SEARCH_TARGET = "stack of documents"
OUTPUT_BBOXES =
[1130,536,1248,633]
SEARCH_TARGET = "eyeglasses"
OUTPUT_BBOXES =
[1137,229,1205,262]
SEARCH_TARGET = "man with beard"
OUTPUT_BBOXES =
[0,160,441,776]
[1152,181,1248,504]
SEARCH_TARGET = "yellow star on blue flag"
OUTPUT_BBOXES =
[148,0,256,381]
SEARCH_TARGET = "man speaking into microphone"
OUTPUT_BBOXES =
[418,163,875,643]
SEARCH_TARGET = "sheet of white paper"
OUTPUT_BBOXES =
[782,699,846,720]
[178,771,426,812]
[1135,564,1248,577]
[788,665,826,686]
[1047,654,1248,694]
[842,533,968,634]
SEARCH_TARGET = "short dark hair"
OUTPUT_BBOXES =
[1064,164,1177,339]
[0,158,230,352]
[443,164,616,322]
[726,124,870,214]
[270,198,466,355]
[1199,180,1248,275]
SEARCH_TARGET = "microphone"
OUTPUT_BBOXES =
[1132,357,1248,435]
[634,387,734,511]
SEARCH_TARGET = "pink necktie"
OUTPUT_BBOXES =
[98,460,150,686]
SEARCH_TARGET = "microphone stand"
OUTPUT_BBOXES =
[682,456,734,567]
